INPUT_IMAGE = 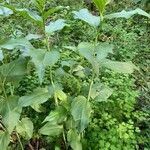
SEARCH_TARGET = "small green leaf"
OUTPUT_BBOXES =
[73,9,100,27]
[0,49,4,61]
[67,129,82,150]
[93,0,110,18]
[101,59,137,74]
[71,96,91,132]
[16,117,33,140]
[105,8,150,19]
[39,122,63,136]
[43,106,67,124]
[0,6,13,16]
[43,6,63,20]
[55,90,67,101]
[0,96,22,133]
[18,88,51,107]
[31,104,45,112]
[0,131,10,150]
[45,19,67,35]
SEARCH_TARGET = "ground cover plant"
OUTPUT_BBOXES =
[0,0,149,149]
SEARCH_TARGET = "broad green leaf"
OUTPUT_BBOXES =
[101,59,137,73]
[0,6,13,16]
[95,43,114,61]
[15,8,43,23]
[16,117,33,140]
[67,129,82,150]
[0,96,22,133]
[43,51,60,66]
[0,57,28,84]
[39,122,63,136]
[0,131,10,150]
[71,96,91,132]
[0,49,4,61]
[78,42,94,64]
[25,34,42,40]
[0,5,43,24]
[105,8,150,19]
[78,42,113,74]
[78,42,113,63]
[0,38,33,53]
[45,19,67,35]
[29,49,60,83]
[73,8,100,27]
[43,106,67,124]
[91,83,113,102]
[18,88,51,107]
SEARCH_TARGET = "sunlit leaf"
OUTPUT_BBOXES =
[43,106,67,124]
[105,8,150,19]
[0,96,22,133]
[55,89,67,101]
[71,96,91,132]
[0,6,13,16]
[45,19,67,35]
[67,129,82,150]
[16,117,33,140]
[101,59,137,73]
[18,88,51,107]
[39,122,63,136]
[93,0,109,16]
[73,8,100,27]
[31,104,45,112]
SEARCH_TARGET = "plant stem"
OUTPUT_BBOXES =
[0,77,7,99]
[50,69,58,106]
[45,35,50,51]
[16,132,24,150]
[87,73,94,101]
[63,131,67,150]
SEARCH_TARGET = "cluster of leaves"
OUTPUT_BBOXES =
[84,71,143,150]
[0,0,149,149]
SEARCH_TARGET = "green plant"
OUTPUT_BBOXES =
[84,71,139,150]
[0,0,149,149]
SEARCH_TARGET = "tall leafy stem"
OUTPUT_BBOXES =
[0,0,149,149]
